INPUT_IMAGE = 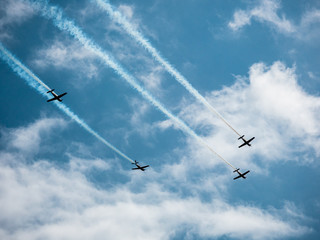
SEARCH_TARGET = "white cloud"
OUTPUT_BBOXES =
[0,0,34,39]
[0,152,310,240]
[0,0,34,27]
[177,61,320,169]
[228,9,252,31]
[122,60,320,201]
[300,9,320,28]
[228,0,320,39]
[118,4,134,20]
[124,97,183,143]
[3,117,66,155]
[139,65,164,91]
[126,98,153,138]
[228,0,295,33]
[32,39,100,82]
[156,119,175,131]
[68,154,110,172]
[298,9,320,40]
[248,62,320,136]
[307,71,318,80]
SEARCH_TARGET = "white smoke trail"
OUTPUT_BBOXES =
[29,0,237,170]
[94,0,242,137]
[0,42,134,164]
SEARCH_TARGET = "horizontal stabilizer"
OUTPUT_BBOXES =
[47,89,54,93]
[238,135,245,140]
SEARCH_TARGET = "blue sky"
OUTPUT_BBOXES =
[0,0,320,239]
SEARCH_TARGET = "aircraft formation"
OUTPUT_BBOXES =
[46,87,254,180]
[1,0,255,181]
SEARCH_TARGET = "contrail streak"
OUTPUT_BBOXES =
[29,0,237,170]
[94,0,241,137]
[0,42,134,164]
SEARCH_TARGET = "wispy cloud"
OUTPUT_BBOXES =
[228,0,294,33]
[68,154,111,172]
[3,117,66,155]
[228,0,320,40]
[32,38,100,82]
[0,0,34,39]
[298,9,320,40]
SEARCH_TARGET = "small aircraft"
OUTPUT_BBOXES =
[233,168,250,180]
[238,135,255,148]
[132,160,149,171]
[47,89,67,102]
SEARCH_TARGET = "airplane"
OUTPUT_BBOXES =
[132,160,149,171]
[238,135,255,148]
[233,168,250,180]
[47,89,67,102]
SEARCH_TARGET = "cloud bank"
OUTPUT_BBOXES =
[0,120,310,240]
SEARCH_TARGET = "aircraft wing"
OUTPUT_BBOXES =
[141,165,149,169]
[233,175,242,180]
[242,170,250,176]
[47,97,58,102]
[57,92,67,98]
[238,142,247,148]
[247,137,255,144]
[132,167,140,170]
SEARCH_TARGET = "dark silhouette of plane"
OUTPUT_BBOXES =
[132,160,149,171]
[47,89,67,102]
[238,135,255,148]
[233,168,250,180]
